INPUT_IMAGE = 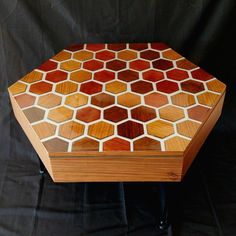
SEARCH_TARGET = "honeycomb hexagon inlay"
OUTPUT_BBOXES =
[8,42,226,182]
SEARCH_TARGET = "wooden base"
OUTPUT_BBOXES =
[9,91,225,182]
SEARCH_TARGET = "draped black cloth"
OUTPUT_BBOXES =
[0,1,236,235]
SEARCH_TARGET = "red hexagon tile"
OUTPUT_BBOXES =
[80,81,102,95]
[9,42,225,155]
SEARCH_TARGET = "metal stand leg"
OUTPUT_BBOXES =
[39,158,45,175]
[158,183,172,235]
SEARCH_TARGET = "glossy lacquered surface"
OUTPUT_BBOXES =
[8,42,226,182]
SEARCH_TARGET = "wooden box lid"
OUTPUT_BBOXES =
[8,42,226,182]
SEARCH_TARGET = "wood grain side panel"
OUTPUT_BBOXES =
[50,157,183,182]
[9,91,53,176]
[182,92,225,178]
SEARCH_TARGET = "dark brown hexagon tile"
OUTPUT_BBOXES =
[80,81,102,95]
[156,80,179,94]
[131,81,153,94]
[143,70,164,82]
[104,106,128,123]
[129,43,148,51]
[133,137,161,151]
[91,93,115,108]
[131,106,156,122]
[23,107,45,123]
[107,43,126,51]
[118,121,144,139]
[86,44,105,51]
[151,43,169,51]
[118,70,139,82]
[103,138,130,151]
[107,60,126,71]
[181,80,205,93]
[153,59,173,70]
[140,50,160,60]
[76,107,101,123]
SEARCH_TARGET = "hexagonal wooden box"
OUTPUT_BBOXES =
[8,42,226,182]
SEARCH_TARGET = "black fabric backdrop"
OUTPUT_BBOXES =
[1,1,236,235]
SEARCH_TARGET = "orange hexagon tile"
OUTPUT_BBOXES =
[48,106,73,123]
[72,137,99,151]
[9,82,27,95]
[88,121,114,139]
[133,137,161,151]
[56,81,78,95]
[65,93,88,108]
[8,42,226,156]
[207,79,226,93]
[38,94,62,108]
[159,105,185,122]
[106,81,127,94]
[61,60,81,71]
[21,70,43,83]
[177,120,200,138]
[197,92,220,107]
[144,92,168,108]
[70,70,92,83]
[147,120,174,138]
[59,121,84,139]
[52,51,71,61]
[32,122,56,139]
[73,50,93,61]
[118,50,137,61]
[171,92,195,107]
[118,92,141,107]
[165,136,190,151]
[30,81,52,94]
